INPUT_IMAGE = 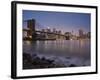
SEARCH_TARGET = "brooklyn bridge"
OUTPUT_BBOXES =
[23,19,73,41]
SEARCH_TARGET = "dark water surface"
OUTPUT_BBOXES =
[23,40,91,66]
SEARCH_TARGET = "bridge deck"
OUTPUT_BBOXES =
[23,29,66,37]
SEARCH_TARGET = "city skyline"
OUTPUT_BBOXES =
[23,10,91,35]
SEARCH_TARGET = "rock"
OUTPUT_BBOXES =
[41,57,46,61]
[23,53,32,63]
[69,64,76,67]
[23,53,68,69]
[32,54,37,58]
[47,59,54,64]
[66,57,71,59]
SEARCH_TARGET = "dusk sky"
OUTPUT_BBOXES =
[23,10,91,35]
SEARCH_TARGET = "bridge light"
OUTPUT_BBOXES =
[47,27,50,29]
[29,36,32,38]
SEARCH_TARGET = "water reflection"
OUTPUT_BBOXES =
[23,40,90,61]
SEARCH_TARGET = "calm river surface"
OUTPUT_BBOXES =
[23,40,91,66]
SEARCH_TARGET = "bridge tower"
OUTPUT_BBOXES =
[27,19,36,40]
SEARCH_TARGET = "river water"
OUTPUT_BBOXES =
[23,40,91,66]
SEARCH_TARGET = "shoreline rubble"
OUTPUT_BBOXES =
[23,53,89,69]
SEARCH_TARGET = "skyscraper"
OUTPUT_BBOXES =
[79,29,84,38]
[53,28,56,33]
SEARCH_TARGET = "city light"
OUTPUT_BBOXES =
[47,27,50,29]
[29,36,32,38]
[70,39,72,40]
[23,19,90,41]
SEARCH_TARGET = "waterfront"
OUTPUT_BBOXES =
[23,39,91,68]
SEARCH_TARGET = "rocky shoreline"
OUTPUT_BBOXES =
[23,53,79,69]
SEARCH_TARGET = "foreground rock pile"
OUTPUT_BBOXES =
[23,53,67,69]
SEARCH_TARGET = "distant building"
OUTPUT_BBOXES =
[58,30,62,34]
[65,32,72,40]
[79,29,84,38]
[87,32,91,38]
[41,29,45,36]
[47,27,51,32]
[53,28,56,33]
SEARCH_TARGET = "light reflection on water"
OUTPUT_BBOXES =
[23,40,91,61]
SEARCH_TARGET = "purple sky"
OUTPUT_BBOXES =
[23,10,91,35]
